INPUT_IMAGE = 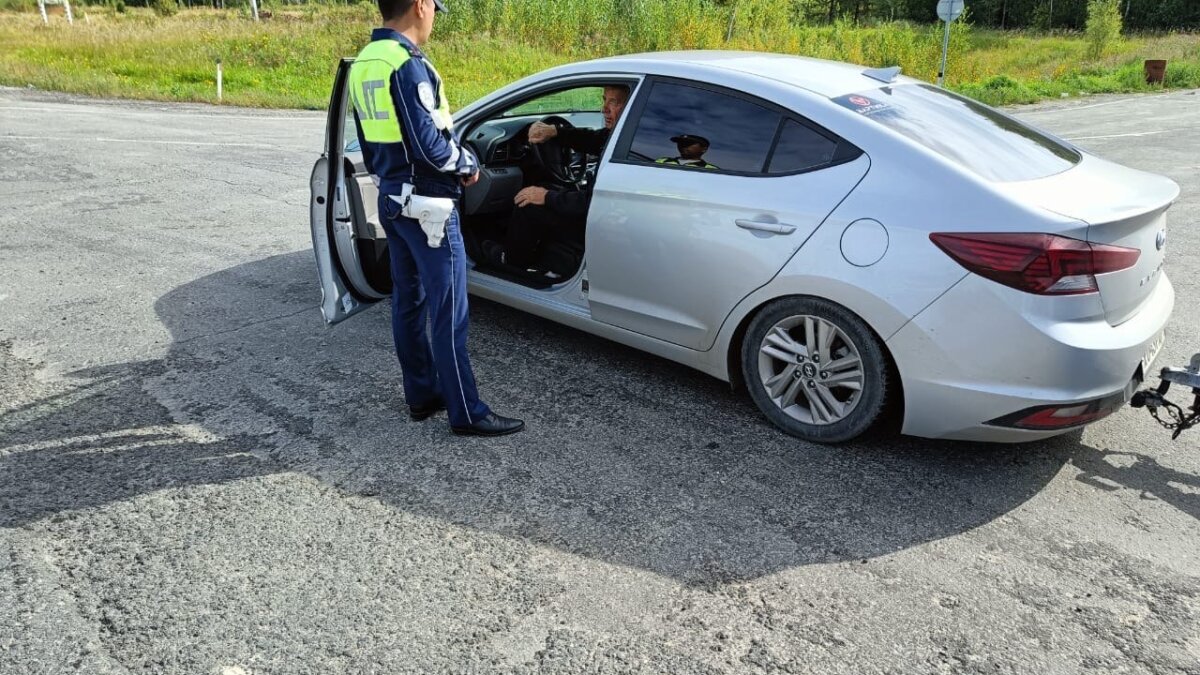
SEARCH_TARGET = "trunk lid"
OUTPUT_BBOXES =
[993,153,1179,326]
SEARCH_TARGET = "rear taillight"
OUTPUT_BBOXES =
[929,233,1140,295]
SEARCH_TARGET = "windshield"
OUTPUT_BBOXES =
[833,84,1081,182]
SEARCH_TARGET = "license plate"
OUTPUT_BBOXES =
[1142,330,1166,376]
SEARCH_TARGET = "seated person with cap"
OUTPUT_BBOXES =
[482,84,630,279]
[655,134,719,170]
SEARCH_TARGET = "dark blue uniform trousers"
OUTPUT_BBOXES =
[379,195,491,428]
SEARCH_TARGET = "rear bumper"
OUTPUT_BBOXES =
[888,273,1174,443]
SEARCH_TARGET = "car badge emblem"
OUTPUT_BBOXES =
[1156,229,1167,251]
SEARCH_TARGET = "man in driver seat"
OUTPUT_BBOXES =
[482,84,630,276]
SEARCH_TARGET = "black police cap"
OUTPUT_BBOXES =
[670,134,710,147]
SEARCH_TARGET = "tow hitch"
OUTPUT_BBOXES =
[1131,353,1200,439]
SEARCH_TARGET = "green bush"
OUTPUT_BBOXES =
[1164,61,1200,88]
[113,0,125,12]
[980,73,1021,89]
[730,0,794,42]
[959,73,1039,105]
[1085,0,1123,58]
[151,0,177,17]
[1029,4,1052,31]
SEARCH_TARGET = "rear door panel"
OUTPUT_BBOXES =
[588,154,869,351]
[586,76,870,351]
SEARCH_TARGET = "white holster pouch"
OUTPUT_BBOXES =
[391,183,455,248]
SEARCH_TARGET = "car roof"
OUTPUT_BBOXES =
[576,51,906,99]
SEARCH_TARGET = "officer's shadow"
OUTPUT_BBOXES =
[3,250,1197,585]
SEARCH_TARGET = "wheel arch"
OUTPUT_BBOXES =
[722,289,907,430]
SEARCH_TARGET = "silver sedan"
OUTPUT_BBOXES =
[310,52,1177,444]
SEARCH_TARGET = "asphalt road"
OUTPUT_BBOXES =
[2,86,1199,674]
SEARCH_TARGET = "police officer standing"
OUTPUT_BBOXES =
[349,0,523,436]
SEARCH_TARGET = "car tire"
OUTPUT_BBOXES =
[741,297,893,444]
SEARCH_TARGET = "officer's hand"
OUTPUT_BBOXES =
[461,170,480,187]
[528,122,558,144]
[514,186,549,208]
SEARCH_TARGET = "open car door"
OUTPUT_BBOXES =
[309,58,393,325]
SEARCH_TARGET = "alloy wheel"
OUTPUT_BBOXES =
[756,315,866,425]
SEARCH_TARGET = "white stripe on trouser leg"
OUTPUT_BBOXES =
[448,235,473,424]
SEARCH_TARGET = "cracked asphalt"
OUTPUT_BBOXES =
[1,86,1199,674]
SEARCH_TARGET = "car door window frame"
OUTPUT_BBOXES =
[458,74,644,158]
[610,75,862,178]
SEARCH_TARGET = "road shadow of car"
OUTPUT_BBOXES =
[3,251,1193,585]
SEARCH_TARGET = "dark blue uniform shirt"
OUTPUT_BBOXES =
[353,29,477,199]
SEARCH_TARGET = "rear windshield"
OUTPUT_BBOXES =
[833,84,1081,182]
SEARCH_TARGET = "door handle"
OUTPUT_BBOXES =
[736,219,797,235]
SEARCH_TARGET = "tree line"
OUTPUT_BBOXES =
[733,0,1199,31]
[83,0,1200,32]
[847,0,1200,30]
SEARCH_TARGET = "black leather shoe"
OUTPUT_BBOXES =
[451,413,525,437]
[409,398,446,421]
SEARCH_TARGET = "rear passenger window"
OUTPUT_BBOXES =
[768,120,838,174]
[624,82,780,174]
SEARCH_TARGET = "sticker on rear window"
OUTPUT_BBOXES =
[834,93,891,116]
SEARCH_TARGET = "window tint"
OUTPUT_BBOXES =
[626,82,780,173]
[768,120,838,174]
[833,84,1080,182]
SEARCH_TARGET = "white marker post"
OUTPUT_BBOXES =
[936,0,965,87]
[249,0,259,21]
[216,59,223,102]
[36,0,73,25]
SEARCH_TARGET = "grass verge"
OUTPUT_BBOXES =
[1,7,1197,110]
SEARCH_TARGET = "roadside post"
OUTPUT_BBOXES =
[37,0,73,25]
[936,0,965,87]
[250,0,259,21]
[216,59,223,102]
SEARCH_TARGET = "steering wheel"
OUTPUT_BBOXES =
[530,115,587,187]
